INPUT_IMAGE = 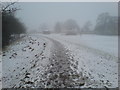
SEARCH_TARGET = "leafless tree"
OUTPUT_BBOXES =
[64,19,80,35]
[1,1,20,14]
[54,22,62,33]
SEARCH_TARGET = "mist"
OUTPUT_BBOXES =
[2,2,119,88]
[16,2,118,32]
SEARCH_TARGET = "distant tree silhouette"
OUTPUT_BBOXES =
[64,19,80,35]
[40,23,48,31]
[94,12,118,35]
[81,21,93,34]
[54,22,62,33]
[82,21,92,31]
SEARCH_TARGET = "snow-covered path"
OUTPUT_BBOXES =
[2,34,118,89]
[40,37,87,88]
[45,34,118,88]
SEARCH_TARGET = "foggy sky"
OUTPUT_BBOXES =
[16,2,118,31]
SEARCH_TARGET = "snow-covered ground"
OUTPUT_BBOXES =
[2,34,52,88]
[46,34,118,88]
[48,34,118,57]
[2,33,118,88]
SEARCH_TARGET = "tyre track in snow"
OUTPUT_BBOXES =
[37,37,87,88]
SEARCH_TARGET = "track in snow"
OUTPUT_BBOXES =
[37,37,87,88]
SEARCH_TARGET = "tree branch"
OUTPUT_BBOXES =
[2,2,16,12]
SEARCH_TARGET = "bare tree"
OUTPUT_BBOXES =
[54,22,62,33]
[40,23,49,31]
[1,1,20,14]
[81,21,92,34]
[64,19,80,35]
[94,12,118,35]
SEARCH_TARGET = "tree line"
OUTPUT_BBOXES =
[54,19,80,35]
[53,12,118,35]
[94,12,118,35]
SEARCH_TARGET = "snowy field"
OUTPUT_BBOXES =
[48,34,118,57]
[2,34,118,88]
[46,34,118,88]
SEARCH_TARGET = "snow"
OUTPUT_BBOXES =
[2,34,52,88]
[46,34,118,88]
[48,34,118,57]
[2,33,118,88]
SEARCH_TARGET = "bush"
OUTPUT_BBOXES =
[2,3,26,48]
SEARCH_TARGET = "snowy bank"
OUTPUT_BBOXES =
[2,34,52,88]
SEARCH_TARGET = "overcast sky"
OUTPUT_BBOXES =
[16,2,118,31]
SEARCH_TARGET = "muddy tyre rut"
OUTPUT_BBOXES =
[38,38,86,88]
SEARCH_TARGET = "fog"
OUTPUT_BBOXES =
[2,2,118,88]
[16,2,117,32]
